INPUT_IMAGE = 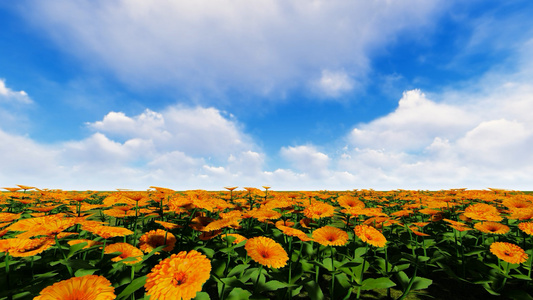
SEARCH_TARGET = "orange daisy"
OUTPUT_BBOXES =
[34,275,116,300]
[518,222,533,235]
[312,226,349,246]
[104,242,143,264]
[463,203,502,222]
[145,250,211,300]
[0,237,55,257]
[138,229,176,254]
[490,242,528,264]
[222,233,248,244]
[277,225,312,242]
[474,222,510,235]
[303,202,335,220]
[245,236,288,268]
[354,224,387,247]
[83,225,134,239]
[67,239,102,249]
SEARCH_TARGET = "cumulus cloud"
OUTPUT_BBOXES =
[340,81,533,190]
[0,79,32,104]
[0,79,33,132]
[280,145,330,178]
[312,70,356,97]
[18,0,443,99]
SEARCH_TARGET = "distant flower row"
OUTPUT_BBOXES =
[1,186,533,299]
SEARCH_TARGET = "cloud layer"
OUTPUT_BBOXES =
[2,76,533,190]
[20,0,443,99]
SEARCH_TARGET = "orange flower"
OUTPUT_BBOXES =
[448,224,471,232]
[408,226,430,237]
[354,225,387,247]
[518,222,533,235]
[83,225,134,239]
[139,229,176,254]
[474,222,510,235]
[145,250,211,300]
[336,195,365,210]
[222,233,248,244]
[391,210,413,218]
[277,225,312,242]
[67,239,102,249]
[104,243,143,264]
[463,203,502,222]
[0,237,54,257]
[490,242,528,264]
[312,226,348,246]
[34,275,115,300]
[303,202,335,220]
[202,217,240,232]
[154,220,182,230]
[245,236,288,268]
[0,212,22,222]
[250,209,281,222]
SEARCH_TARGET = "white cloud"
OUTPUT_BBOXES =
[339,80,533,190]
[280,145,330,178]
[312,70,355,97]
[0,79,32,104]
[0,79,34,132]
[19,0,444,99]
[349,90,476,151]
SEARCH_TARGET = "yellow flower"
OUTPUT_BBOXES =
[490,242,528,264]
[245,236,288,268]
[145,250,211,300]
[354,224,387,247]
[35,275,115,300]
[312,226,349,246]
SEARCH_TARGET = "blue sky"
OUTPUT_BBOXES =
[1,0,533,191]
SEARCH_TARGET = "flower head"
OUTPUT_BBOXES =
[354,225,387,247]
[105,243,143,264]
[303,202,335,220]
[139,229,176,254]
[474,222,510,235]
[245,236,288,268]
[312,226,348,246]
[464,203,502,222]
[519,222,533,235]
[490,242,528,264]
[145,250,211,300]
[34,275,115,300]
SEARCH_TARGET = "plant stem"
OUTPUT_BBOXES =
[254,265,263,294]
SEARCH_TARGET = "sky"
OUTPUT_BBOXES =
[1,0,533,191]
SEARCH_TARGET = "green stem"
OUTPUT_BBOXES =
[254,264,263,294]
[55,235,73,276]
[356,243,369,299]
[330,246,335,298]
[101,239,107,260]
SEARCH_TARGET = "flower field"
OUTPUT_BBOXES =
[1,186,533,299]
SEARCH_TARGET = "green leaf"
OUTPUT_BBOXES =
[226,288,252,300]
[74,268,99,277]
[194,291,211,300]
[303,279,325,300]
[117,275,147,300]
[395,271,410,290]
[410,277,432,291]
[67,242,89,258]
[227,263,249,278]
[257,280,288,292]
[512,274,532,281]
[361,277,396,290]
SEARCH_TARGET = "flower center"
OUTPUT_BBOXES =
[260,250,270,258]
[172,272,188,286]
